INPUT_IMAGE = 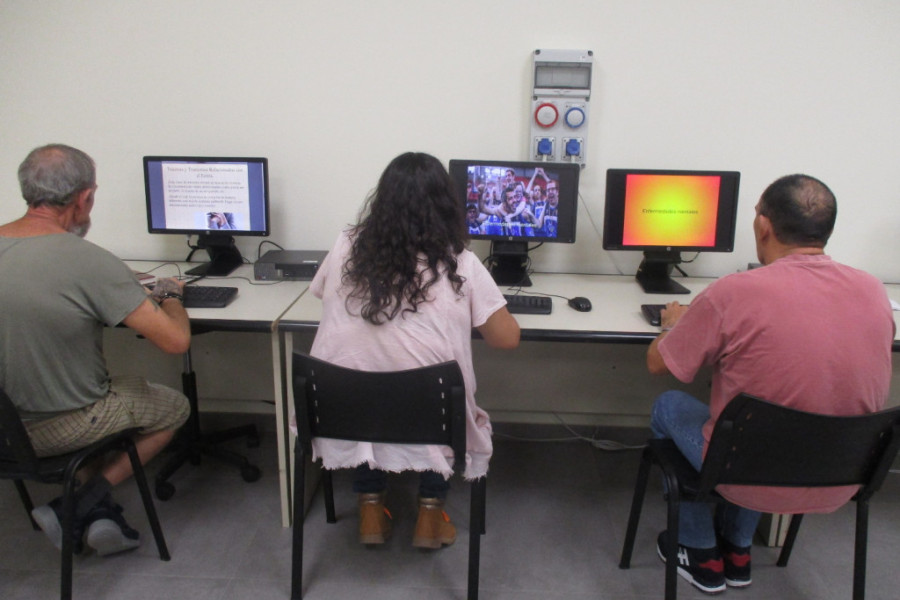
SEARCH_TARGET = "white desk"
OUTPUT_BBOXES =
[278,274,900,343]
[127,261,307,330]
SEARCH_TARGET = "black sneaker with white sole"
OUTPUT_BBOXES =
[31,497,85,554]
[719,537,752,588]
[657,531,726,594]
[83,494,141,556]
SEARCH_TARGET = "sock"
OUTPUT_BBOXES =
[73,475,112,519]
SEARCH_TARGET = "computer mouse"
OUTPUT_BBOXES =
[568,296,592,312]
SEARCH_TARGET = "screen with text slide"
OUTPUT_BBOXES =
[144,156,269,236]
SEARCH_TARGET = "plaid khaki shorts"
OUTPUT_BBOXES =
[25,376,190,457]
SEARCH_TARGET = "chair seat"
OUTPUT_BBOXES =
[3,428,142,484]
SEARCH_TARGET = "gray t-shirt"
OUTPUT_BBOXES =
[0,234,148,417]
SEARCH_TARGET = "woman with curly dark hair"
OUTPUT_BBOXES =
[309,152,519,549]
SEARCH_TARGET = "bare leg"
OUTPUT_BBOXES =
[102,429,175,486]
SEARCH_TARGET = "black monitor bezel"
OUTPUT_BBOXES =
[602,168,740,253]
[143,155,271,237]
[449,159,580,244]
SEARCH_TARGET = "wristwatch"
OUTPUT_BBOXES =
[156,292,184,304]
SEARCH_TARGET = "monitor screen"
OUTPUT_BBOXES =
[602,168,740,252]
[144,156,269,236]
[448,159,580,244]
[143,156,270,276]
[603,168,740,294]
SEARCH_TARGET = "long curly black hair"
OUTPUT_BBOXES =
[343,152,468,325]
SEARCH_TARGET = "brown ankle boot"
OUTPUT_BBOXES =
[412,496,456,549]
[358,492,392,544]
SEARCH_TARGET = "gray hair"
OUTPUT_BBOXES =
[18,144,96,208]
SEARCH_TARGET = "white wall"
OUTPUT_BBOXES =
[2,0,898,281]
[4,1,899,423]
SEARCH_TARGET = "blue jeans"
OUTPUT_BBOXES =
[353,464,450,500]
[650,390,761,548]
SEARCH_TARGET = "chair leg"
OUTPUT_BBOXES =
[478,477,487,535]
[777,514,803,567]
[14,480,39,530]
[853,500,869,600]
[619,446,653,569]
[154,355,260,500]
[59,476,79,600]
[291,444,306,600]
[467,477,486,600]
[323,469,336,524]
[663,472,681,600]
[126,441,170,561]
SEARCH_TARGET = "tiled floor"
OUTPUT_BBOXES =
[1,417,899,599]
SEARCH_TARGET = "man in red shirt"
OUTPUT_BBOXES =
[647,174,895,593]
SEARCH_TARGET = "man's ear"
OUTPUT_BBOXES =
[756,213,773,242]
[73,188,93,213]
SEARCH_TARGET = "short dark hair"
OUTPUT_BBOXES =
[18,144,96,208]
[759,174,837,247]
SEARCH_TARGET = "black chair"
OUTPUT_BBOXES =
[291,352,487,600]
[0,386,171,600]
[619,393,900,600]
[153,346,261,500]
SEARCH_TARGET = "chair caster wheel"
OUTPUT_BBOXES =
[241,464,261,482]
[155,481,175,501]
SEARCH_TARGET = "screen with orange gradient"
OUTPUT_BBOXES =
[602,168,740,253]
[622,174,720,247]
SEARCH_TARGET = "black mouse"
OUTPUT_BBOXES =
[568,296,592,312]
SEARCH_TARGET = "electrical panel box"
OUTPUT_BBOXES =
[530,49,593,168]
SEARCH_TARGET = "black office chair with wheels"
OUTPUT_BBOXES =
[619,393,900,600]
[291,352,487,600]
[153,346,261,500]
[0,386,171,600]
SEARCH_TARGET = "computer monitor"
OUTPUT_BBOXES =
[448,159,580,286]
[603,168,740,294]
[143,156,270,276]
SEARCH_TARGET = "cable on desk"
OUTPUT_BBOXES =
[257,239,284,260]
[504,285,569,302]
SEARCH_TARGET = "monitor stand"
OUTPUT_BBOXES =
[185,234,244,276]
[488,241,532,287]
[635,251,690,294]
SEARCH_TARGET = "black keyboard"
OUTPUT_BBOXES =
[504,294,552,315]
[183,285,239,308]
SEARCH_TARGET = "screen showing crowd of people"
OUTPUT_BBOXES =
[465,164,561,238]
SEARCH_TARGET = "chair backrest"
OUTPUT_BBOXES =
[292,353,467,471]
[699,393,900,500]
[0,386,41,476]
